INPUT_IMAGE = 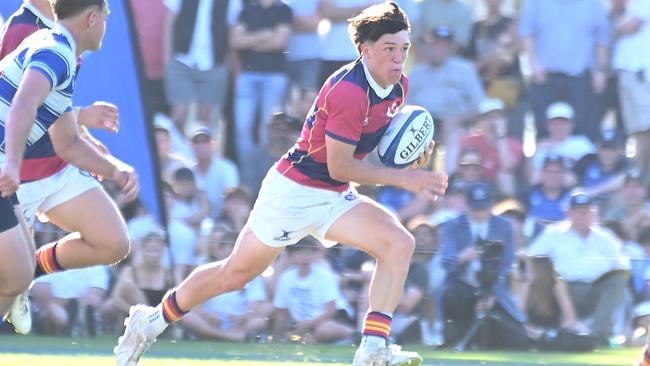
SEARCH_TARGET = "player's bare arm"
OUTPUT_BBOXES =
[325,136,447,196]
[48,112,139,201]
[0,69,52,197]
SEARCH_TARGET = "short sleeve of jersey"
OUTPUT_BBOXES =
[0,23,40,60]
[324,83,368,145]
[27,47,71,89]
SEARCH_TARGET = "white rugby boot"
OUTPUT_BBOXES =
[114,305,156,366]
[353,344,422,366]
[8,292,31,335]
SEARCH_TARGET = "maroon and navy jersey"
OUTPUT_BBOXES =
[277,59,408,192]
[0,4,68,183]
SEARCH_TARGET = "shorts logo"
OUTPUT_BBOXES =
[273,230,293,242]
[344,193,358,201]
[23,208,32,223]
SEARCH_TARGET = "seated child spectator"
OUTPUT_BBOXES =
[272,237,354,344]
[180,228,272,341]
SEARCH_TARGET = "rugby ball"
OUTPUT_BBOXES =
[377,105,435,168]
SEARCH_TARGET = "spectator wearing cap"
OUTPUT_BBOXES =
[416,0,472,51]
[613,0,650,178]
[461,98,524,196]
[409,25,484,173]
[451,148,488,187]
[519,0,610,141]
[530,102,596,184]
[466,0,524,138]
[527,193,630,340]
[439,182,526,348]
[604,169,650,242]
[522,154,573,225]
[153,113,194,162]
[573,129,630,201]
[190,126,240,219]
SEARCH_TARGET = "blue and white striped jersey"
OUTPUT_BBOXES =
[0,24,76,181]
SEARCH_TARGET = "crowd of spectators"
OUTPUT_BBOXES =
[8,0,650,352]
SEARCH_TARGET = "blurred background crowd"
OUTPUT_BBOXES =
[5,0,650,352]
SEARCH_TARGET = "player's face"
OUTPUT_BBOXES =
[87,3,109,51]
[362,30,410,87]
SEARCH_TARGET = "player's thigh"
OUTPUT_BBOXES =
[222,225,284,285]
[44,187,127,244]
[324,200,413,259]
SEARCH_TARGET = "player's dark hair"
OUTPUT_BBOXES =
[348,1,410,52]
[53,0,106,20]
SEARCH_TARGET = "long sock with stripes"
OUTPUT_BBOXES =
[144,290,187,340]
[361,311,392,349]
[34,242,64,278]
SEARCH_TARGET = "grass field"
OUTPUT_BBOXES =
[0,334,641,366]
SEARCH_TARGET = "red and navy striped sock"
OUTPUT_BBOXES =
[34,242,64,278]
[362,311,392,342]
[161,291,187,323]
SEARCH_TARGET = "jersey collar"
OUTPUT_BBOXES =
[52,23,77,57]
[24,3,55,29]
[361,57,393,99]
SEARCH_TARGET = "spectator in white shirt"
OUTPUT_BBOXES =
[527,193,630,339]
[272,237,354,343]
[530,102,595,184]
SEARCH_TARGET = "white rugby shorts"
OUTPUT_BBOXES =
[248,167,366,248]
[17,164,102,228]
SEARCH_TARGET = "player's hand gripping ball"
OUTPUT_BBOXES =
[377,105,435,169]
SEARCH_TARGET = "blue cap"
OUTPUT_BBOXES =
[599,129,620,148]
[542,153,567,168]
[432,25,453,40]
[466,182,493,210]
[569,193,593,208]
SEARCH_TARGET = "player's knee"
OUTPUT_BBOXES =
[382,230,415,266]
[103,232,130,264]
